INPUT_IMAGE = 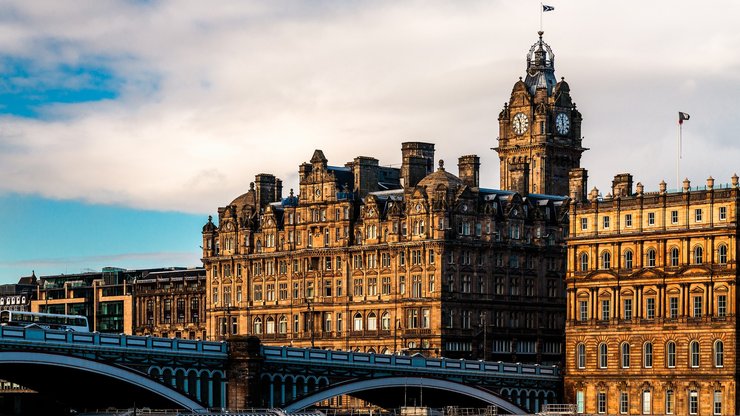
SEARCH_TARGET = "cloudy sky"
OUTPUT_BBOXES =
[1,0,739,281]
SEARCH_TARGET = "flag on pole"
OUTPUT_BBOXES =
[542,4,555,11]
[679,112,690,124]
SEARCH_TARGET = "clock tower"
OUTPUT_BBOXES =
[495,31,586,196]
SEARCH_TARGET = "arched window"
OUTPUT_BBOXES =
[718,244,728,265]
[256,239,262,253]
[599,343,608,368]
[580,253,589,272]
[577,343,586,369]
[624,250,633,269]
[621,342,630,368]
[353,313,363,331]
[355,232,363,244]
[690,341,700,367]
[666,341,676,368]
[602,251,611,269]
[253,317,262,334]
[647,249,656,267]
[278,315,288,334]
[266,316,275,334]
[715,340,724,367]
[670,247,680,267]
[694,246,703,264]
[643,342,653,368]
[367,312,378,331]
[381,312,391,330]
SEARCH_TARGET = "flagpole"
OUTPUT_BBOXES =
[540,3,543,32]
[677,121,682,189]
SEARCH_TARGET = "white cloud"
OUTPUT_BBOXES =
[1,0,740,214]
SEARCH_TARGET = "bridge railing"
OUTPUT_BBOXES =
[262,345,558,378]
[0,326,228,356]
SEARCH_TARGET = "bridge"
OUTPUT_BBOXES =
[0,328,561,414]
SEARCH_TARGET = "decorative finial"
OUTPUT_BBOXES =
[438,159,445,170]
[519,76,523,81]
[538,30,544,39]
[208,215,213,222]
[289,188,294,197]
[250,182,255,190]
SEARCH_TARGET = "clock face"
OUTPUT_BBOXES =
[556,113,570,135]
[315,188,321,196]
[512,112,529,135]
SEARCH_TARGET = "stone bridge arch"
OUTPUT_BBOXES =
[283,376,527,414]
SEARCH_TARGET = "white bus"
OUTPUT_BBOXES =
[0,310,89,332]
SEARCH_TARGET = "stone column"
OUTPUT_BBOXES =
[227,336,264,409]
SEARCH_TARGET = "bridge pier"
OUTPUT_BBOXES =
[227,335,264,409]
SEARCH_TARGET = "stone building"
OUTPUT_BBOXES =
[132,267,207,340]
[565,173,739,414]
[201,32,582,364]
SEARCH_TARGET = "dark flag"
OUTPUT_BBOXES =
[543,4,555,11]
[679,112,690,124]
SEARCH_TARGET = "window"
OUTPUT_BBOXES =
[693,296,702,318]
[643,342,653,368]
[412,275,423,297]
[718,244,728,265]
[253,317,262,334]
[599,343,608,368]
[353,313,363,331]
[646,249,656,267]
[577,343,586,369]
[671,210,678,224]
[381,312,390,330]
[695,208,703,222]
[579,252,588,272]
[666,341,676,368]
[581,218,588,230]
[694,246,703,264]
[669,297,678,319]
[648,212,655,225]
[665,390,674,415]
[714,390,722,415]
[689,390,698,415]
[642,390,651,415]
[714,340,724,367]
[597,392,607,414]
[690,341,700,367]
[670,247,679,267]
[279,316,287,334]
[619,392,628,414]
[601,251,611,269]
[624,298,632,320]
[718,294,727,317]
[367,312,377,331]
[646,298,655,319]
[579,300,588,321]
[719,206,727,220]
[266,317,275,334]
[601,299,610,321]
[603,216,610,229]
[625,214,632,227]
[624,250,633,269]
[621,342,630,368]
[381,277,391,295]
[353,278,363,296]
[576,391,584,414]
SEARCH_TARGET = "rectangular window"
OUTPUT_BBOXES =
[603,216,610,229]
[579,301,588,321]
[642,391,651,415]
[581,218,588,230]
[693,296,702,318]
[718,295,727,317]
[689,391,698,415]
[576,391,585,414]
[669,297,679,319]
[601,300,610,321]
[619,392,628,414]
[648,212,655,226]
[624,298,632,320]
[695,209,703,222]
[714,390,722,415]
[597,392,607,414]
[671,210,678,224]
[665,390,674,414]
[646,298,655,319]
[719,206,727,220]
[625,214,632,227]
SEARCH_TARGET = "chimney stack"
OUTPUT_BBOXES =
[458,155,480,188]
[569,168,588,202]
[401,142,435,187]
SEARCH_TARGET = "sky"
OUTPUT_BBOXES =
[1,0,739,282]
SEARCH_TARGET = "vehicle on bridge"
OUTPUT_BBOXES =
[0,310,89,332]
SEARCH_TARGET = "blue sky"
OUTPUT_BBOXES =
[1,1,740,282]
